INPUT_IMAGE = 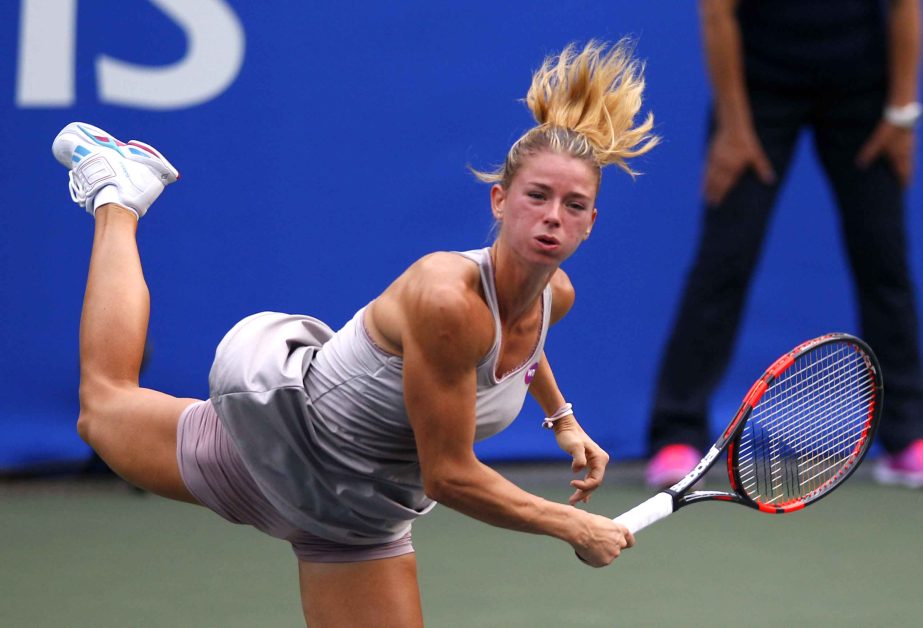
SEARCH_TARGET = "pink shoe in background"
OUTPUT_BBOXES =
[646,444,702,489]
[874,439,923,489]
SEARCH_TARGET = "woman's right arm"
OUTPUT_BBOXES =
[397,256,633,566]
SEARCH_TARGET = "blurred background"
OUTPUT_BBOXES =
[2,0,921,473]
[4,3,923,627]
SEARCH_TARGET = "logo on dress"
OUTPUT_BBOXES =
[525,362,539,384]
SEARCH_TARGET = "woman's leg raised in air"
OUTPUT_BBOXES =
[77,203,200,502]
[53,122,199,502]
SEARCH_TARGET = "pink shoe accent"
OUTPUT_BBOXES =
[874,439,923,488]
[646,444,702,489]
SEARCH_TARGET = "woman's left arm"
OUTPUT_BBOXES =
[529,269,611,505]
[529,354,610,505]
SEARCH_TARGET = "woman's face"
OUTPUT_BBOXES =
[491,150,598,267]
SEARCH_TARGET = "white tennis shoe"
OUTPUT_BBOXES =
[52,122,179,219]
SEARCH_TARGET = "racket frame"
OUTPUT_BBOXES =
[614,333,882,534]
[724,333,882,513]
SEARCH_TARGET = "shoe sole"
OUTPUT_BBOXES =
[126,139,180,182]
[53,122,179,183]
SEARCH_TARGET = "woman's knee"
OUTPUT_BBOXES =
[75,411,93,445]
[75,379,137,446]
[75,386,198,503]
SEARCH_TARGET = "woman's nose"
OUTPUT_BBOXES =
[543,202,563,225]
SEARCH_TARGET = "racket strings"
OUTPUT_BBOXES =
[755,351,870,500]
[737,393,873,489]
[752,345,861,420]
[738,412,872,501]
[740,382,875,463]
[746,345,865,446]
[765,389,874,469]
[736,342,876,505]
[737,348,871,464]
[748,347,871,501]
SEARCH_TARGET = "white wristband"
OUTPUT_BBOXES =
[884,102,922,129]
[542,402,574,429]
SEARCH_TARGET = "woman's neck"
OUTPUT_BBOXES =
[489,243,555,323]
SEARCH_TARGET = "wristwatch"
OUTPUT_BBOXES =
[884,102,922,129]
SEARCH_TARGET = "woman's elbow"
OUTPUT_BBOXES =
[422,469,470,505]
[423,474,452,503]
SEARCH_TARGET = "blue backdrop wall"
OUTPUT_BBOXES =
[2,1,921,471]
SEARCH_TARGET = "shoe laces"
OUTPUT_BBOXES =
[67,170,89,207]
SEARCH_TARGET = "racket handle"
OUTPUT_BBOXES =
[612,492,674,535]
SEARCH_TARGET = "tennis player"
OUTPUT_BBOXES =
[53,40,657,627]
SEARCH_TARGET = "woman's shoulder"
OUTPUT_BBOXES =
[367,251,492,353]
[387,252,493,357]
[410,250,480,274]
[549,268,576,324]
[402,251,486,309]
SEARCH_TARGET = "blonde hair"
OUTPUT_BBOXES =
[473,39,659,188]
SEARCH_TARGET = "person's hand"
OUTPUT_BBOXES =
[703,123,776,206]
[554,417,609,505]
[571,513,635,567]
[856,121,916,187]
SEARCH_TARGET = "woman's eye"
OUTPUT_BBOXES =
[568,202,586,211]
[527,191,545,200]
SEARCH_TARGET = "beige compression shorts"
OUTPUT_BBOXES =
[176,400,414,563]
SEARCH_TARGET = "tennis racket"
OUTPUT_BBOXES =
[615,333,882,535]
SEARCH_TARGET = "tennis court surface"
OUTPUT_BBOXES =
[1,462,918,627]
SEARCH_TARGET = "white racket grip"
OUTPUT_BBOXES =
[612,492,675,535]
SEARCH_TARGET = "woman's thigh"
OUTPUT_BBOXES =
[78,384,200,503]
[298,553,423,628]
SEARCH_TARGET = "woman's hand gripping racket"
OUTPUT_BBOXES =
[616,333,882,535]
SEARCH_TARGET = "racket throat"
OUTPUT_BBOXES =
[668,445,722,494]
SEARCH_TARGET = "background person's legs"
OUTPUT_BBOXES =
[648,97,806,457]
[813,87,923,456]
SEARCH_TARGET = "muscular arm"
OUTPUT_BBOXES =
[528,270,577,420]
[527,269,611,504]
[528,269,572,417]
[401,259,631,565]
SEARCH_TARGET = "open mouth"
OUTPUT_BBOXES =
[535,235,559,246]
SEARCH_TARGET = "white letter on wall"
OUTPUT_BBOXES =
[16,0,78,107]
[97,0,245,110]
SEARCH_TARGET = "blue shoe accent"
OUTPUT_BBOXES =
[71,144,90,164]
[77,124,121,152]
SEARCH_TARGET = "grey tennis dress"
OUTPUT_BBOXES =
[205,247,552,545]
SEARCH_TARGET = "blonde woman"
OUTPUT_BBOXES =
[53,40,658,627]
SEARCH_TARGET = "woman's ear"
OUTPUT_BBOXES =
[584,207,598,240]
[490,184,506,221]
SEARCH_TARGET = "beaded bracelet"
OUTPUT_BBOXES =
[542,402,574,429]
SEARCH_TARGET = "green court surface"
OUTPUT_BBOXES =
[1,464,919,627]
